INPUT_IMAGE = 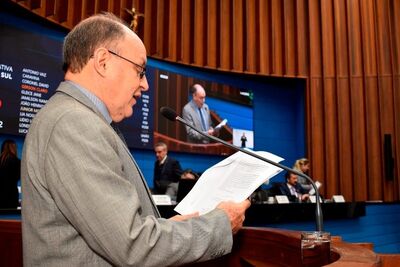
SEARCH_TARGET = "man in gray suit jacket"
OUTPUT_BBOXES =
[182,84,219,144]
[21,13,250,266]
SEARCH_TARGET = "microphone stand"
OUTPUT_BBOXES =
[176,116,324,232]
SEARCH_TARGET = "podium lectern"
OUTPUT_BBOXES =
[0,220,382,267]
[188,227,380,267]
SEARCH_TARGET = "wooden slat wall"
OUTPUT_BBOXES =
[9,0,400,202]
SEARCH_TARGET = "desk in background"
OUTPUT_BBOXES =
[157,202,366,226]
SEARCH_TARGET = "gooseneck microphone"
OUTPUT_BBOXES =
[160,106,324,232]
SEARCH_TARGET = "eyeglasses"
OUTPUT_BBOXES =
[107,50,146,79]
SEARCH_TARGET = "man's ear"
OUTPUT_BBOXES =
[92,48,109,77]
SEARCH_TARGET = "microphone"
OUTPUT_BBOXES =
[160,106,324,232]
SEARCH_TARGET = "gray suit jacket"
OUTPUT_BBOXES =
[182,101,212,144]
[21,81,232,266]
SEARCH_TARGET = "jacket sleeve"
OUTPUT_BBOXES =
[43,110,233,267]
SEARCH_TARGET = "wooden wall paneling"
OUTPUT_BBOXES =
[27,0,41,9]
[32,0,45,17]
[347,0,363,77]
[14,0,47,17]
[358,0,383,200]
[94,0,107,13]
[82,0,95,19]
[168,0,178,61]
[258,0,271,75]
[308,0,324,194]
[54,0,68,23]
[375,0,395,140]
[323,79,339,198]
[143,0,157,56]
[320,0,335,77]
[206,0,217,68]
[232,0,244,71]
[295,0,308,77]
[44,0,56,17]
[350,78,368,201]
[389,0,400,76]
[107,0,120,19]
[389,0,400,199]
[163,0,170,58]
[364,77,383,200]
[270,0,283,75]
[180,0,192,63]
[379,78,395,201]
[346,0,368,200]
[374,1,396,200]
[336,78,353,200]
[308,0,321,77]
[333,0,349,78]
[333,0,353,200]
[320,0,338,198]
[219,0,231,70]
[245,0,257,73]
[309,79,326,196]
[394,76,400,199]
[374,0,392,76]
[117,0,127,18]
[66,0,83,29]
[283,0,296,76]
[357,0,376,77]
[155,0,166,58]
[193,0,205,66]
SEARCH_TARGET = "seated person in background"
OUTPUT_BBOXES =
[166,169,199,202]
[293,158,312,192]
[279,171,310,202]
[153,142,182,194]
[0,139,21,209]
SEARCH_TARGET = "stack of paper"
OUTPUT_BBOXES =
[174,151,284,215]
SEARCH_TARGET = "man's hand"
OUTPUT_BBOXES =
[169,212,199,222]
[207,128,215,136]
[301,194,310,201]
[216,200,251,234]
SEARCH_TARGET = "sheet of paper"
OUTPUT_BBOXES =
[214,119,227,130]
[308,181,322,195]
[174,150,284,215]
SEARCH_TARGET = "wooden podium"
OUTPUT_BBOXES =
[187,227,380,266]
[0,220,383,266]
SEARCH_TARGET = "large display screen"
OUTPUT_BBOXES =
[145,65,254,155]
[0,22,64,135]
[0,16,153,150]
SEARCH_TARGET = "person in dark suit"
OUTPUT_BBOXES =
[153,142,182,194]
[240,132,247,148]
[279,171,310,202]
[0,139,21,209]
[182,84,219,144]
[166,168,199,202]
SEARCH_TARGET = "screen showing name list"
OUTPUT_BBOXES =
[0,18,153,150]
